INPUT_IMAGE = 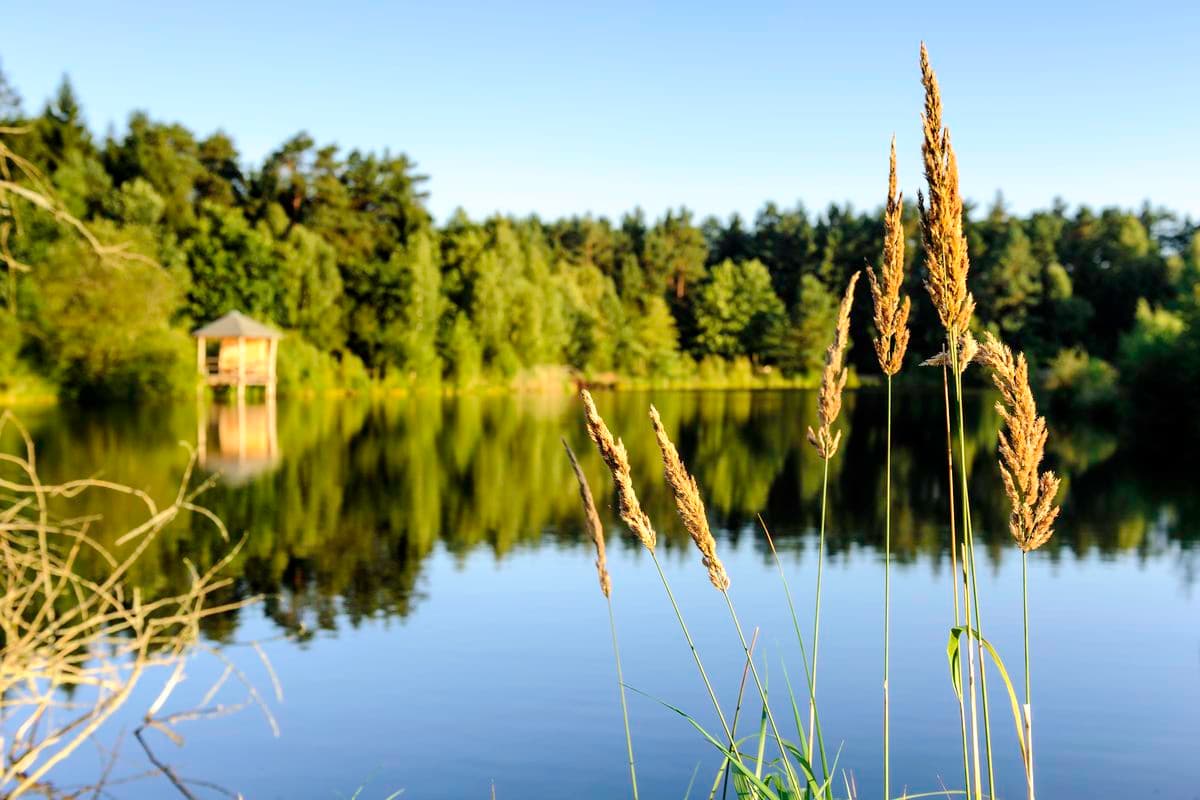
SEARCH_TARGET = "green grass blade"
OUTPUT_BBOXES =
[952,625,1029,766]
[628,686,784,800]
[683,762,701,800]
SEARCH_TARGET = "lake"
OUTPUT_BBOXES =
[5,388,1198,799]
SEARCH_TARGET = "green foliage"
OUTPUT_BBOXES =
[1044,348,1118,414]
[276,335,369,395]
[693,259,785,359]
[778,275,838,378]
[29,230,193,401]
[1116,299,1200,437]
[0,74,1198,411]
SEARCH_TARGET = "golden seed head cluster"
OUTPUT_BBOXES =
[580,389,657,553]
[920,330,978,373]
[808,271,860,460]
[867,137,911,377]
[562,438,611,598]
[918,43,975,339]
[977,333,1061,553]
[649,405,729,591]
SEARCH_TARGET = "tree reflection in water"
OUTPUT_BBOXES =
[8,389,1197,640]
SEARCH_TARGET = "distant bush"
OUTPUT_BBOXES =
[1116,299,1200,438]
[1044,348,1118,415]
[0,310,21,374]
[276,335,370,395]
[32,248,194,401]
[0,311,57,402]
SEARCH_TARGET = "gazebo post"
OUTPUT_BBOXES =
[267,337,277,398]
[196,336,206,378]
[196,389,207,467]
[236,336,246,403]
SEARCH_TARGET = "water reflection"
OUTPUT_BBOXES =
[6,389,1197,639]
[197,393,281,484]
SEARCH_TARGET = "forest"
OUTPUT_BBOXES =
[2,73,1198,431]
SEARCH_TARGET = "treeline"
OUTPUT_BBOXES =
[1,74,1199,415]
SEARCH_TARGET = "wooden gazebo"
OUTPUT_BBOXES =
[192,311,282,399]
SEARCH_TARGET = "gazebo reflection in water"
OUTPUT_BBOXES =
[196,391,280,485]
[191,311,282,485]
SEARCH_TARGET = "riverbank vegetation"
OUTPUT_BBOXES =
[0,62,1197,431]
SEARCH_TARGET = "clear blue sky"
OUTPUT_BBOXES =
[4,1,1198,222]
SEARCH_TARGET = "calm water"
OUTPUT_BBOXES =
[5,389,1199,799]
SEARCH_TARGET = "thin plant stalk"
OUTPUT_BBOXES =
[716,627,759,800]
[942,362,972,800]
[949,335,996,800]
[649,551,738,754]
[943,363,961,627]
[883,375,892,800]
[759,517,829,785]
[1022,552,1034,800]
[807,455,831,768]
[562,437,638,799]
[607,597,638,800]
[960,540,981,800]
[721,590,806,797]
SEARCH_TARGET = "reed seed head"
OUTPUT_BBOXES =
[561,438,611,598]
[649,405,729,591]
[918,43,975,339]
[976,333,1061,553]
[579,389,657,553]
[867,136,911,377]
[808,271,860,460]
[919,329,978,373]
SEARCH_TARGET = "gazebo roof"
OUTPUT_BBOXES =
[191,311,283,340]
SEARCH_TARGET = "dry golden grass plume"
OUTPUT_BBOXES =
[976,333,1061,552]
[648,406,729,591]
[918,43,975,338]
[808,271,861,460]
[920,329,978,372]
[580,389,657,553]
[867,137,911,377]
[562,438,611,598]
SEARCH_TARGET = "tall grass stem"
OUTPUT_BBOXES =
[649,552,738,755]
[1022,551,1034,800]
[721,591,805,796]
[942,363,971,800]
[883,375,892,800]
[808,456,831,767]
[759,518,829,783]
[949,335,996,800]
[607,598,638,800]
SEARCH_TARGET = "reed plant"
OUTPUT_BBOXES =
[865,138,909,800]
[917,41,996,800]
[561,437,638,799]
[920,332,976,798]
[650,405,808,797]
[976,334,1061,800]
[578,390,740,765]
[804,270,859,774]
